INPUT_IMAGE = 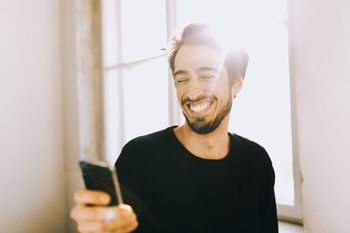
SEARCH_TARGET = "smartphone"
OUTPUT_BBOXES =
[79,159,123,206]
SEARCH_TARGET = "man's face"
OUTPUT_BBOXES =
[173,44,235,134]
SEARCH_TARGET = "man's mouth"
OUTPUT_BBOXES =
[189,101,211,113]
[186,100,213,115]
[182,95,217,116]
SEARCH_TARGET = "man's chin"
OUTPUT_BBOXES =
[185,117,218,135]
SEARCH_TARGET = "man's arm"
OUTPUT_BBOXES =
[261,158,279,233]
[69,140,146,233]
[115,139,160,233]
[70,189,138,233]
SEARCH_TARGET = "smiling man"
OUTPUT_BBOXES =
[71,24,278,233]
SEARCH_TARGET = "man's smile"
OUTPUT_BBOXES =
[183,98,216,118]
[189,101,211,113]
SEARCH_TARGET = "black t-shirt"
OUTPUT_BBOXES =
[115,126,278,233]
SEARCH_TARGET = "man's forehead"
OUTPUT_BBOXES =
[174,44,224,72]
[174,67,220,77]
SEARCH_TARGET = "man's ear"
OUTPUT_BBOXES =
[231,76,243,98]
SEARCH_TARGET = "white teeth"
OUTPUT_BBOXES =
[190,102,210,113]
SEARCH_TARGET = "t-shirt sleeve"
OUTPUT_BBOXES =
[260,151,279,233]
[115,141,147,196]
[115,140,160,233]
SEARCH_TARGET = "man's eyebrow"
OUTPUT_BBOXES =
[196,67,219,73]
[173,70,188,76]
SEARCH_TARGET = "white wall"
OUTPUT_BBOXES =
[290,0,350,232]
[0,1,66,232]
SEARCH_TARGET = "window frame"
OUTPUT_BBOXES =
[276,0,303,223]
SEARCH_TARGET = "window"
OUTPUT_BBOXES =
[102,0,169,164]
[101,0,301,222]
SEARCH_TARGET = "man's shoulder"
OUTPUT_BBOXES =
[125,126,175,148]
[230,133,264,150]
[116,126,176,166]
[230,133,272,165]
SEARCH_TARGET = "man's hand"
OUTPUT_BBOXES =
[70,189,138,233]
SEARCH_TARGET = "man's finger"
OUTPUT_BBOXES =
[76,217,138,232]
[74,189,110,205]
[103,208,138,230]
[71,205,134,221]
[76,220,105,232]
[71,205,109,221]
[113,219,139,233]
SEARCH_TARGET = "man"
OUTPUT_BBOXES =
[71,24,278,233]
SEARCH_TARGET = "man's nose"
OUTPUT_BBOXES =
[186,78,205,101]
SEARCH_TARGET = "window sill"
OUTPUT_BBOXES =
[279,221,304,233]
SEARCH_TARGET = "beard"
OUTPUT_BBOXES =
[182,93,233,135]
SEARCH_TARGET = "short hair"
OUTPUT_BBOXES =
[167,24,249,85]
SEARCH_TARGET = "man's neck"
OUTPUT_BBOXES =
[174,117,230,160]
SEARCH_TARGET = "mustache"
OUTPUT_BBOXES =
[181,95,217,105]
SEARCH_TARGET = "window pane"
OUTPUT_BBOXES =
[122,57,169,144]
[177,0,288,28]
[101,0,121,67]
[121,0,167,62]
[104,69,124,164]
